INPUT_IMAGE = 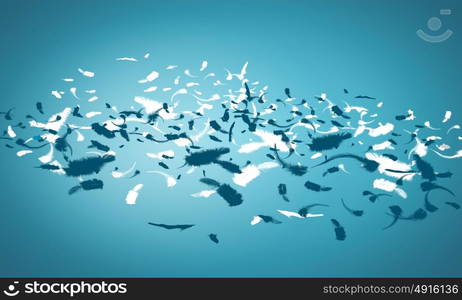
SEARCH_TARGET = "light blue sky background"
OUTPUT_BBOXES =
[0,0,461,277]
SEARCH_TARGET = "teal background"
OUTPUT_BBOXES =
[0,0,461,277]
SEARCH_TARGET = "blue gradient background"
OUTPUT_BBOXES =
[0,0,461,277]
